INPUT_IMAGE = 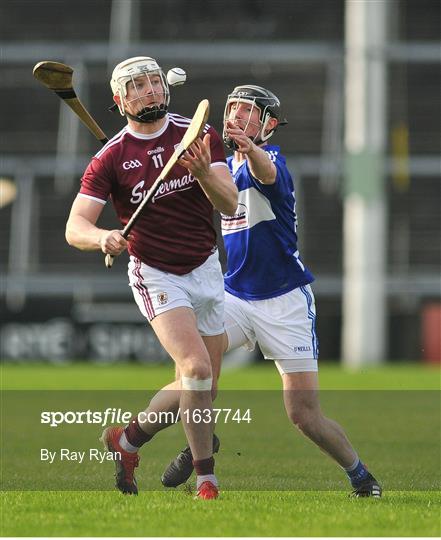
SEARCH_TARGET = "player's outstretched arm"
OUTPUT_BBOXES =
[179,134,238,215]
[224,120,276,185]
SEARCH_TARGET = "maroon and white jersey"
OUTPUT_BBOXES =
[79,113,229,274]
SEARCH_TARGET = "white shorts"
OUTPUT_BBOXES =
[128,251,224,336]
[224,284,319,374]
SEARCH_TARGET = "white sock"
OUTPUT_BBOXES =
[118,431,139,453]
[197,474,218,489]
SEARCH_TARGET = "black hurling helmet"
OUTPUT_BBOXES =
[223,84,288,149]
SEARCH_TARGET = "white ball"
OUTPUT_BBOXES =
[167,67,186,87]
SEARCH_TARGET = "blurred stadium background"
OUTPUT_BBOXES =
[1,0,440,366]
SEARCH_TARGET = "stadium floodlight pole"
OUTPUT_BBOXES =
[342,0,388,366]
[33,61,109,146]
[104,99,210,269]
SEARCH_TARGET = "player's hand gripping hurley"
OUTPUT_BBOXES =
[104,98,210,268]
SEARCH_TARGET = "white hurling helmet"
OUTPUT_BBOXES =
[110,56,170,123]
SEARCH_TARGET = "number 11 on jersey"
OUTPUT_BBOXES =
[152,154,164,168]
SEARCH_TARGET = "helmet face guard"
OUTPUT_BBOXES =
[223,85,287,149]
[110,56,170,123]
[223,97,263,149]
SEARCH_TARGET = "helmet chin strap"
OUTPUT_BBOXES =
[125,104,168,124]
[258,113,275,143]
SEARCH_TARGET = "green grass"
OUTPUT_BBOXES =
[2,490,440,537]
[2,361,440,390]
[1,362,440,536]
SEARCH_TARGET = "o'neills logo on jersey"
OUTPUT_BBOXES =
[147,146,164,155]
[130,175,196,205]
[221,203,249,235]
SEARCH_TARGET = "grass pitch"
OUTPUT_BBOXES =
[1,362,440,537]
[2,490,440,537]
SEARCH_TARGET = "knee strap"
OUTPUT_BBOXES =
[181,376,212,391]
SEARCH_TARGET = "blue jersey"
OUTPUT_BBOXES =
[221,144,314,300]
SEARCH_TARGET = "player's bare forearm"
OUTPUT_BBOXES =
[178,133,238,215]
[225,121,276,184]
[66,195,105,251]
[66,215,130,256]
[65,214,106,251]
[246,145,277,185]
[65,194,130,255]
[197,166,238,216]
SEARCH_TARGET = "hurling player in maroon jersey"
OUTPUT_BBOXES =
[66,56,237,500]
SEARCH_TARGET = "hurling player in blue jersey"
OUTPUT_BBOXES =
[162,85,382,498]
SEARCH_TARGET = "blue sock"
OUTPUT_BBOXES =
[344,458,369,487]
